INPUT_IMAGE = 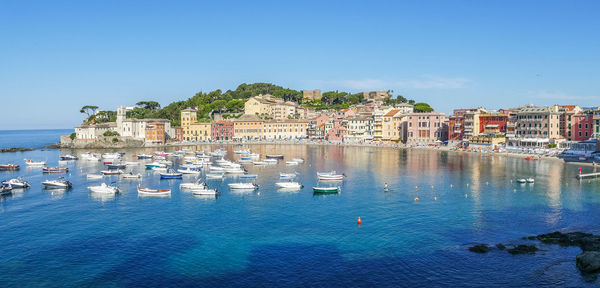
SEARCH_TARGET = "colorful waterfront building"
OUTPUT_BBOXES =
[343,117,374,143]
[382,109,404,142]
[262,120,308,140]
[181,108,211,141]
[211,121,234,141]
[308,115,330,139]
[145,121,166,144]
[511,106,561,147]
[401,112,448,144]
[233,114,264,140]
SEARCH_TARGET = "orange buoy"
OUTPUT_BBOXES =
[357,217,362,225]
[414,197,419,202]
[415,186,418,190]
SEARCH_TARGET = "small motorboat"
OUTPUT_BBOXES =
[0,164,20,171]
[266,155,284,159]
[2,177,31,188]
[248,153,260,158]
[206,173,224,179]
[101,153,121,160]
[136,154,153,159]
[145,162,166,169]
[42,179,72,189]
[526,178,535,183]
[106,163,126,170]
[151,166,168,172]
[43,167,69,173]
[239,174,258,179]
[180,180,208,190]
[0,183,12,194]
[285,161,299,165]
[88,183,120,194]
[160,169,183,179]
[177,167,201,174]
[125,161,140,166]
[87,174,104,180]
[228,183,259,190]
[192,188,218,196]
[275,182,303,189]
[280,173,296,179]
[291,158,304,163]
[224,168,245,174]
[60,155,78,160]
[317,171,336,177]
[516,178,527,183]
[234,149,250,154]
[137,185,171,196]
[101,170,122,175]
[25,159,46,166]
[312,186,340,193]
[121,172,141,179]
[264,159,278,164]
[317,174,345,181]
[209,166,225,172]
[253,161,267,166]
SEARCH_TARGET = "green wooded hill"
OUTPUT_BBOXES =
[82,83,428,126]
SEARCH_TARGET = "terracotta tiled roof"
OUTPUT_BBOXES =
[384,109,401,117]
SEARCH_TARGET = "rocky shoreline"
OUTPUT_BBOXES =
[469,231,600,281]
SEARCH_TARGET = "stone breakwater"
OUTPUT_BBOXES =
[469,231,600,281]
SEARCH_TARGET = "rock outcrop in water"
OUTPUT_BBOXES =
[469,231,600,280]
[0,147,34,153]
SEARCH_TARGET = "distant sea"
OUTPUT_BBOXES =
[0,129,72,149]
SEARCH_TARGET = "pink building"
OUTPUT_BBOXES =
[401,112,449,144]
[211,121,234,141]
[570,114,594,141]
[308,115,330,139]
[326,118,347,142]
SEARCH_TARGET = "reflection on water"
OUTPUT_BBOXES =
[0,144,599,287]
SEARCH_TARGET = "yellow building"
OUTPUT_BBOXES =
[382,109,403,142]
[233,114,264,140]
[262,120,309,140]
[244,94,282,117]
[181,108,211,141]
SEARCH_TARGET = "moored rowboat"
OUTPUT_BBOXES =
[137,185,171,196]
[312,186,340,193]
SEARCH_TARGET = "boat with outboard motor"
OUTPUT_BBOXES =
[43,167,69,173]
[88,183,120,194]
[0,163,20,171]
[42,178,72,189]
[2,177,30,188]
[25,159,46,166]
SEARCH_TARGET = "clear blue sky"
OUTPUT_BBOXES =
[1,0,599,129]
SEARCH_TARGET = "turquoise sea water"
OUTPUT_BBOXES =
[0,134,599,287]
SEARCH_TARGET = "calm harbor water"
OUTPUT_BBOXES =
[0,132,599,287]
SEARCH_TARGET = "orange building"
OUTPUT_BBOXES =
[145,121,166,144]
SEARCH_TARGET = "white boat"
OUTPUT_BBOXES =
[2,177,30,188]
[101,170,123,175]
[248,153,260,158]
[192,188,218,196]
[275,182,303,189]
[146,162,166,169]
[206,173,224,179]
[517,178,527,183]
[60,155,78,160]
[209,166,225,171]
[121,172,141,179]
[224,168,245,174]
[137,185,171,196]
[526,178,535,183]
[101,153,121,160]
[291,158,304,163]
[177,168,201,174]
[317,174,345,181]
[42,179,72,189]
[87,174,104,180]
[285,161,299,165]
[253,161,267,165]
[180,180,209,190]
[88,183,120,194]
[234,149,250,154]
[264,159,278,164]
[125,161,140,166]
[317,171,336,176]
[24,159,46,166]
[280,173,296,179]
[151,167,168,172]
[228,183,259,190]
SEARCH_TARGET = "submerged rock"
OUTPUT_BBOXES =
[495,243,506,250]
[507,244,538,255]
[468,244,490,253]
[537,231,600,251]
[577,251,600,274]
